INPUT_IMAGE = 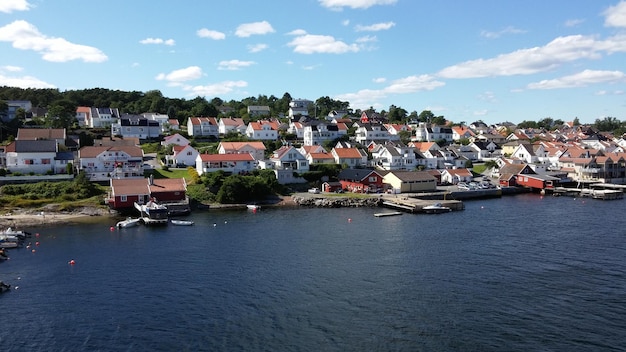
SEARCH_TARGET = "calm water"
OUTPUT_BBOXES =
[1,194,625,351]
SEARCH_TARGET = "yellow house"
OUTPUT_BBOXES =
[383,171,437,193]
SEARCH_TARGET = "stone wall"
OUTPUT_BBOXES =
[292,196,382,208]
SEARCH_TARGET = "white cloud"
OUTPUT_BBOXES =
[373,77,386,83]
[0,73,55,88]
[604,1,626,28]
[478,91,497,103]
[527,69,626,89]
[156,66,203,82]
[217,60,256,70]
[0,20,107,63]
[247,43,268,53]
[480,26,526,39]
[319,0,397,10]
[356,35,377,43]
[336,74,444,110]
[1,65,23,72]
[0,0,32,13]
[183,80,248,96]
[287,29,308,36]
[565,18,585,27]
[139,37,175,46]
[287,34,359,54]
[355,21,395,32]
[197,28,226,40]
[438,34,610,78]
[235,21,275,37]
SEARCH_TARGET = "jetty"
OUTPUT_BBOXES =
[551,187,623,200]
[380,197,464,213]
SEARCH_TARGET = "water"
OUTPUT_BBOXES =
[1,194,625,351]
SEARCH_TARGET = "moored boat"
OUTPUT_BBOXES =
[116,217,141,228]
[422,203,452,214]
[170,219,194,226]
[246,204,260,210]
[134,200,169,225]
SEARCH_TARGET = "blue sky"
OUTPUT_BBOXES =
[1,0,626,125]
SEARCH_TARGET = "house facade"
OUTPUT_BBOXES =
[187,117,219,138]
[246,121,278,140]
[218,141,266,161]
[383,171,437,193]
[337,168,385,193]
[111,115,161,140]
[4,140,61,174]
[77,107,120,128]
[78,145,144,181]
[107,177,188,210]
[196,153,255,176]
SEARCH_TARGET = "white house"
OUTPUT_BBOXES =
[161,133,190,147]
[218,141,266,161]
[218,117,247,135]
[187,117,219,138]
[246,121,278,140]
[77,145,144,181]
[111,115,161,140]
[354,122,393,144]
[303,122,342,146]
[288,99,313,118]
[77,107,120,128]
[168,144,199,167]
[5,140,60,174]
[371,143,417,170]
[142,113,170,132]
[196,153,255,176]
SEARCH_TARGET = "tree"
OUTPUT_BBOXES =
[594,116,622,132]
[418,110,435,123]
[387,105,408,122]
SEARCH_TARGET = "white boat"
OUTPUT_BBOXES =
[1,227,30,239]
[246,204,260,210]
[373,211,403,217]
[116,217,141,228]
[134,200,169,225]
[422,203,452,214]
[170,219,194,226]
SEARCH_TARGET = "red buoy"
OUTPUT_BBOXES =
[69,259,76,265]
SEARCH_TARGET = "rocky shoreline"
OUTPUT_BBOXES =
[291,195,382,208]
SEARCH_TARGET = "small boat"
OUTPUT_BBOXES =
[116,217,141,228]
[134,200,169,225]
[170,219,194,226]
[246,204,260,210]
[373,211,403,217]
[422,203,452,214]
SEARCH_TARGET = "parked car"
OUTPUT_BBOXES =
[308,188,320,194]
[457,183,470,190]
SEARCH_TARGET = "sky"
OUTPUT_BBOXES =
[1,0,626,125]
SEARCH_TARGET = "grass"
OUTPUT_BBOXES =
[148,167,194,181]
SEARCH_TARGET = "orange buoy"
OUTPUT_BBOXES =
[110,226,115,231]
[35,241,40,246]
[348,218,352,223]
[69,260,76,265]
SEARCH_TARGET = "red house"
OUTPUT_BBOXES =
[107,177,189,213]
[499,163,559,189]
[337,168,386,193]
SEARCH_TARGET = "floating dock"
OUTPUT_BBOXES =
[380,198,464,213]
[551,187,623,200]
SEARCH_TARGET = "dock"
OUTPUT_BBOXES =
[380,197,464,213]
[551,187,623,200]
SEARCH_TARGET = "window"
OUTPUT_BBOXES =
[24,159,33,165]
[121,195,127,202]
[42,159,51,164]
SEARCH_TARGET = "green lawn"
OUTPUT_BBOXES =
[148,167,194,181]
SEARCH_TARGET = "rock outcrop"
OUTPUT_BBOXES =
[292,196,382,208]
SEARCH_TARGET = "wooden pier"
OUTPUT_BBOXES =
[551,187,624,200]
[381,198,464,213]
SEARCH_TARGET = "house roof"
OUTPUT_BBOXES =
[78,145,143,158]
[443,168,473,177]
[198,153,254,162]
[17,128,65,140]
[6,140,57,152]
[110,178,187,196]
[385,170,436,182]
[333,147,364,158]
[219,141,266,151]
[338,168,384,181]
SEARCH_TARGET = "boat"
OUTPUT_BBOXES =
[1,227,30,240]
[134,200,169,225]
[170,219,194,226]
[373,211,403,217]
[246,204,260,210]
[116,217,141,228]
[422,203,452,214]
[0,281,10,293]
